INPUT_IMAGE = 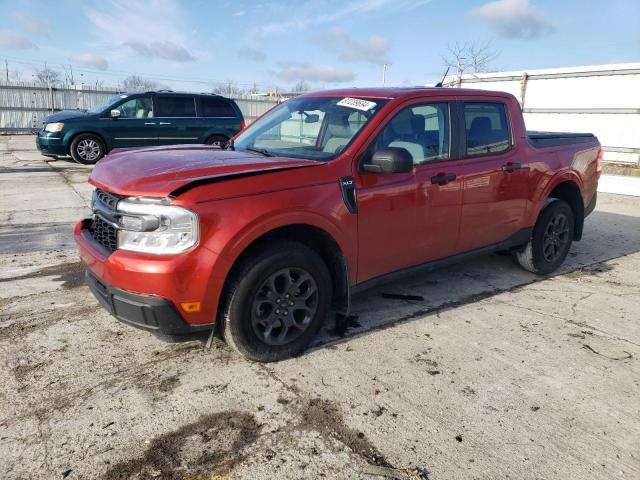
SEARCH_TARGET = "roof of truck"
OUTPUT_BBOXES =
[297,87,514,100]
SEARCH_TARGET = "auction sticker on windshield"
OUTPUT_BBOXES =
[336,98,377,112]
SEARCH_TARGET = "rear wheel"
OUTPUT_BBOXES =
[219,241,332,362]
[70,134,105,164]
[205,135,228,148]
[515,199,574,274]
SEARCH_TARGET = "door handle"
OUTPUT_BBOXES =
[502,162,522,172]
[431,172,457,185]
[144,122,156,125]
[159,122,172,125]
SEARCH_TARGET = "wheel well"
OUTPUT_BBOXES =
[205,134,229,144]
[69,131,107,153]
[548,181,584,240]
[224,224,349,313]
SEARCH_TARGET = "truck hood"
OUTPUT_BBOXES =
[44,110,90,123]
[89,145,321,197]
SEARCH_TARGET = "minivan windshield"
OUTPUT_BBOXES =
[89,94,129,114]
[233,96,388,161]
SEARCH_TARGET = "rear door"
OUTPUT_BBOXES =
[155,95,201,145]
[456,100,529,252]
[354,99,463,283]
[102,95,157,148]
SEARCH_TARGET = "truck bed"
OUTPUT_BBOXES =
[528,131,597,148]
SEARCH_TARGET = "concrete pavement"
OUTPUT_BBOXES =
[1,135,639,479]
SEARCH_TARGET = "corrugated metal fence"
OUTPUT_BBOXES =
[0,81,278,133]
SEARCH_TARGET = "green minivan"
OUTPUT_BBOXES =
[36,91,245,164]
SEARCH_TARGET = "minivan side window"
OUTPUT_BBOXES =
[368,102,450,165]
[464,102,511,156]
[155,96,196,117]
[200,97,236,117]
[117,97,153,118]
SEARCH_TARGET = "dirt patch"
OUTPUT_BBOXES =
[299,397,392,468]
[103,411,260,480]
[0,261,85,289]
[565,262,614,279]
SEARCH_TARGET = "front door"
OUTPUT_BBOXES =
[355,101,463,283]
[103,95,157,148]
[154,95,202,145]
[457,101,528,253]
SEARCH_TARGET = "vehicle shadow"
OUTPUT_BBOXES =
[307,209,640,352]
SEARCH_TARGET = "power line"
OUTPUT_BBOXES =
[2,55,271,88]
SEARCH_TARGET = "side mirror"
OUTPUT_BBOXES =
[363,147,413,174]
[110,109,121,118]
[304,114,320,124]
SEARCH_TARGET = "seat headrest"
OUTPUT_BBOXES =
[391,111,423,135]
[326,115,352,138]
[469,117,491,136]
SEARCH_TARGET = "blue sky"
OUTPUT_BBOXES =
[0,0,638,91]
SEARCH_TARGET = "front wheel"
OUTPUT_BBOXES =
[219,241,332,362]
[515,199,575,274]
[70,134,105,164]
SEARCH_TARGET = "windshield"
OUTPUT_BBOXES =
[89,94,129,114]
[233,96,388,161]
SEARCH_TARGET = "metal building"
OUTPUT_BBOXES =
[443,63,640,166]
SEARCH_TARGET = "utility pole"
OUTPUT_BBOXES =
[5,59,8,82]
[381,63,388,87]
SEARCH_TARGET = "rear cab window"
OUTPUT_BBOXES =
[155,95,196,117]
[463,102,511,156]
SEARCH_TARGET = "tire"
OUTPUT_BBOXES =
[219,241,332,362]
[70,133,105,164]
[515,199,575,274]
[204,135,228,148]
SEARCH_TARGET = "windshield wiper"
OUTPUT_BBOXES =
[245,146,274,157]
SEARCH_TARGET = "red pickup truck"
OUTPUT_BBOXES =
[75,88,601,361]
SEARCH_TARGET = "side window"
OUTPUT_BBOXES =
[200,97,237,117]
[464,102,511,156]
[368,103,450,165]
[117,97,153,119]
[155,96,196,117]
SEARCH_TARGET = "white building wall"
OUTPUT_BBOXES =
[443,63,640,166]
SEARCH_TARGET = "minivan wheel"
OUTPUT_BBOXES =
[205,135,228,148]
[220,241,332,362]
[515,199,574,275]
[70,134,105,164]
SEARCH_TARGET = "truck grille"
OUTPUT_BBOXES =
[95,188,123,210]
[89,215,118,252]
[88,188,124,253]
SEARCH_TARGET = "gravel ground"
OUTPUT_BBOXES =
[1,135,639,480]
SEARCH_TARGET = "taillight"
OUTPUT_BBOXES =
[240,119,246,130]
[596,148,603,180]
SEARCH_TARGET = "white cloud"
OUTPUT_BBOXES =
[123,41,195,62]
[314,28,391,65]
[70,53,109,70]
[233,11,246,17]
[238,47,266,62]
[470,0,554,39]
[276,61,356,83]
[14,14,50,36]
[85,0,196,62]
[0,31,36,49]
[253,0,432,38]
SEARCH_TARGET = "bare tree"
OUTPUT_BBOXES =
[442,40,499,83]
[35,65,61,85]
[292,80,310,93]
[212,80,246,97]
[122,75,158,92]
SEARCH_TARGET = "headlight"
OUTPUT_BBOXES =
[44,122,64,132]
[116,197,198,254]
